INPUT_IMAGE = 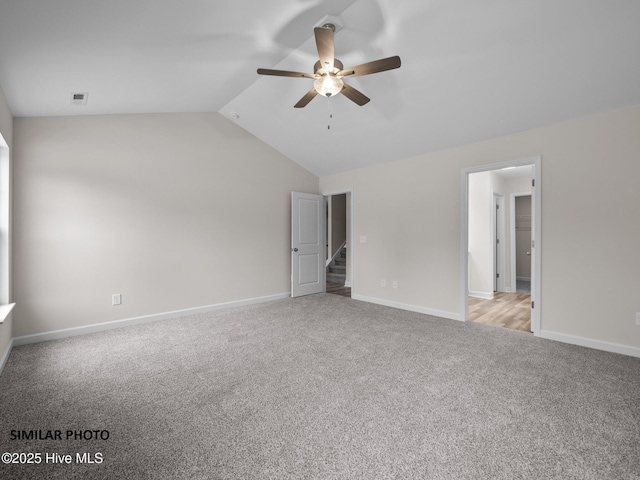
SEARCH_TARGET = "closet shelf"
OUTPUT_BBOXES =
[516,215,531,231]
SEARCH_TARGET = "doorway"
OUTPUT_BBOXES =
[324,190,353,298]
[461,158,541,335]
[512,194,532,294]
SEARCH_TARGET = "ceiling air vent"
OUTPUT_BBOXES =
[70,92,88,106]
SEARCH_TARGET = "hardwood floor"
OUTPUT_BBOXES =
[326,281,351,298]
[468,292,532,332]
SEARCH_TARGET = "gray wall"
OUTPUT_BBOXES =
[321,106,640,351]
[13,113,318,336]
[6,104,640,355]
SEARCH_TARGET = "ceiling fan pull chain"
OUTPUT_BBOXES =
[328,97,333,130]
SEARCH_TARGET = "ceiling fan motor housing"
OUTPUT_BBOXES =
[314,59,343,75]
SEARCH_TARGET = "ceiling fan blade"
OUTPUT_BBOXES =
[338,55,401,77]
[294,88,319,108]
[257,68,315,79]
[314,26,335,72]
[340,83,370,106]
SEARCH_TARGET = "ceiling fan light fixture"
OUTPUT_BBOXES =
[257,21,400,108]
[313,75,343,97]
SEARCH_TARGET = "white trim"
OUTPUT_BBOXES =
[469,291,494,300]
[461,156,542,336]
[0,135,11,307]
[540,330,640,358]
[352,294,462,322]
[0,337,13,374]
[12,293,290,347]
[492,191,505,292]
[531,159,542,335]
[320,188,354,197]
[326,195,332,262]
[0,302,15,323]
[460,172,469,326]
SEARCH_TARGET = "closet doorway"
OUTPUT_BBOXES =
[513,194,532,294]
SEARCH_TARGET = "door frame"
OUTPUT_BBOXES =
[460,156,542,335]
[321,188,354,288]
[493,192,505,292]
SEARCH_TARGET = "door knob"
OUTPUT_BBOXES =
[526,251,531,256]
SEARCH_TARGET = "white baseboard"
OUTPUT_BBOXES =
[468,291,493,300]
[352,294,461,322]
[0,337,14,375]
[539,330,640,358]
[12,293,290,348]
[516,277,531,282]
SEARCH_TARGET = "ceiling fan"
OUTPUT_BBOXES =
[257,23,401,108]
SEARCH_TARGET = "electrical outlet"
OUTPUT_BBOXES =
[393,281,398,289]
[381,279,386,287]
[112,294,122,306]
[360,236,367,244]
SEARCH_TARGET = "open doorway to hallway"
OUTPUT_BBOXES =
[466,165,534,332]
[325,192,351,298]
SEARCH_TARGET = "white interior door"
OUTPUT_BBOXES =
[291,192,325,298]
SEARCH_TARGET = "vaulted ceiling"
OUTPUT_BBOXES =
[1,0,639,176]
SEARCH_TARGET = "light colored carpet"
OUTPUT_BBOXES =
[1,294,639,479]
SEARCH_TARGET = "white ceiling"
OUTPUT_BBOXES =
[492,165,532,179]
[1,0,639,177]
